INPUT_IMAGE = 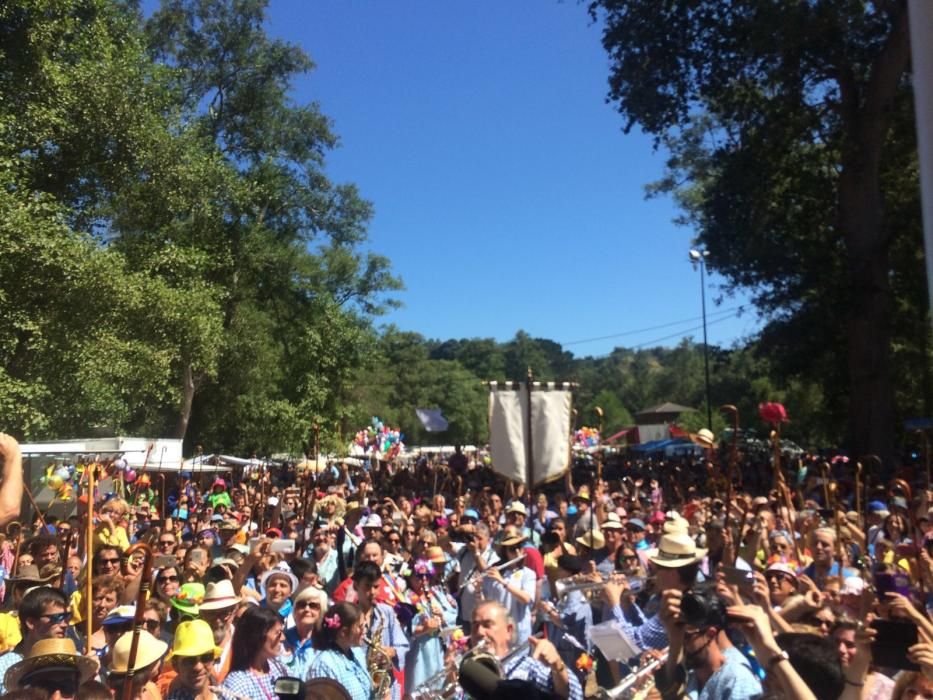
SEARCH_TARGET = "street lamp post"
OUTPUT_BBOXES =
[689,248,712,430]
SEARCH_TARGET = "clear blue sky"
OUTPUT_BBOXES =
[266,1,763,358]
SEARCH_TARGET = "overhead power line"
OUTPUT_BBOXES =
[561,306,745,346]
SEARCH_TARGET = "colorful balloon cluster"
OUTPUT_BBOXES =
[39,462,76,501]
[353,417,405,458]
[574,426,600,448]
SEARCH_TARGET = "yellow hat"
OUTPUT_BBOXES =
[111,630,168,673]
[172,620,221,659]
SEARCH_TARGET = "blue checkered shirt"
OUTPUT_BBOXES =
[220,659,287,698]
[501,651,584,700]
[611,601,668,651]
[307,646,371,700]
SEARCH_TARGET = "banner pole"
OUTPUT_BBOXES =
[525,368,535,494]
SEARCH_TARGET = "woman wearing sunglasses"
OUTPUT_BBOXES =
[279,585,328,680]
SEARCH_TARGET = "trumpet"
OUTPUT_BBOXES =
[458,554,525,592]
[596,649,669,700]
[409,638,490,700]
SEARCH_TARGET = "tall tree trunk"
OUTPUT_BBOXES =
[173,362,196,440]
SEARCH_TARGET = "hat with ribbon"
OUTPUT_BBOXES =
[647,531,707,568]
[199,580,241,612]
[4,637,99,689]
[506,501,527,516]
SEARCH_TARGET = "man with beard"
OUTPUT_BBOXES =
[305,526,340,594]
[654,587,761,700]
[198,581,240,682]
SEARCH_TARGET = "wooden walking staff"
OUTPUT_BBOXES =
[121,542,154,700]
[594,406,604,483]
[85,457,96,654]
[132,444,155,508]
[767,416,802,566]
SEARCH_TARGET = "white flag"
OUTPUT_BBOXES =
[488,386,572,486]
[415,408,449,432]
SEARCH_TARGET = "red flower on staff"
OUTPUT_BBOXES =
[758,402,788,426]
[576,653,594,672]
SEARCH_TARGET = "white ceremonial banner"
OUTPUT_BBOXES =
[488,389,527,483]
[488,386,573,486]
[530,389,573,485]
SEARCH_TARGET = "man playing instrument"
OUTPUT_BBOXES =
[457,522,498,633]
[352,561,409,700]
[468,600,582,700]
[479,530,536,644]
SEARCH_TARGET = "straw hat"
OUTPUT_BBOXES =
[690,429,716,448]
[602,513,624,530]
[7,564,57,585]
[575,530,605,550]
[423,546,448,564]
[572,487,591,503]
[172,620,221,659]
[4,637,99,689]
[111,630,168,674]
[646,531,707,568]
[199,580,240,612]
[499,533,528,549]
[506,501,527,516]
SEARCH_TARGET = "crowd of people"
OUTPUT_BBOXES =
[0,432,932,700]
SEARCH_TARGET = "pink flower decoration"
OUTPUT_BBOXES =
[324,613,341,629]
[758,402,788,426]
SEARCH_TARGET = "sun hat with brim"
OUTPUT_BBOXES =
[423,545,448,564]
[499,534,528,549]
[626,518,646,532]
[506,501,527,516]
[199,580,240,612]
[690,428,716,448]
[102,605,136,626]
[4,637,99,690]
[259,568,299,597]
[646,532,707,568]
[7,564,57,585]
[602,513,624,530]
[111,630,168,674]
[171,583,205,617]
[219,519,240,531]
[172,619,221,659]
[572,488,591,502]
[575,530,605,550]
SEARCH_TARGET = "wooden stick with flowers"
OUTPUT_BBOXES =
[759,402,802,566]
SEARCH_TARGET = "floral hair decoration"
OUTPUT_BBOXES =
[413,559,435,577]
[324,613,341,629]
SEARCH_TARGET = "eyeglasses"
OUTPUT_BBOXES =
[40,611,73,625]
[23,673,80,695]
[144,618,160,632]
[158,575,179,584]
[623,554,638,561]
[159,540,175,547]
[179,652,215,665]
[387,538,400,544]
[295,600,321,610]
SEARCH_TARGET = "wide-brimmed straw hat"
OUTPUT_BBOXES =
[646,531,707,568]
[199,580,240,612]
[690,428,716,448]
[575,530,605,550]
[423,546,448,564]
[4,638,99,689]
[7,564,57,585]
[111,630,168,674]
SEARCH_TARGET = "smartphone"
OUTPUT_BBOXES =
[875,572,912,598]
[721,566,755,590]
[270,539,295,554]
[153,554,176,569]
[896,543,919,558]
[189,549,206,566]
[871,619,919,670]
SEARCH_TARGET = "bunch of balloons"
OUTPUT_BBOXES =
[353,416,405,459]
[574,426,601,448]
[39,462,76,501]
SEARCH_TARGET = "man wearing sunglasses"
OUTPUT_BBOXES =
[166,619,223,700]
[0,587,71,694]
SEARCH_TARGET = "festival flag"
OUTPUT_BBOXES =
[488,382,573,486]
[415,408,449,432]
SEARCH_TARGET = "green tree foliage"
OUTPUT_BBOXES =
[587,0,927,463]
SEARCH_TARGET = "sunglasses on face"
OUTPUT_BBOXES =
[24,673,80,695]
[387,538,400,544]
[179,652,215,665]
[295,600,321,610]
[99,557,121,565]
[144,618,160,632]
[159,540,175,547]
[41,611,73,625]
[158,574,179,584]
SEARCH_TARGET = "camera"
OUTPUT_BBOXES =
[680,586,728,629]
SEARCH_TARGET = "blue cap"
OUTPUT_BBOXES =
[868,500,888,512]
[626,518,646,531]
[463,509,480,521]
